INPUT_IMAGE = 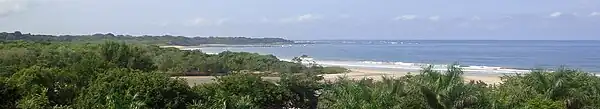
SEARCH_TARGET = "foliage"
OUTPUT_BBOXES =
[319,77,418,109]
[492,68,600,108]
[413,65,487,109]
[0,31,294,46]
[192,72,292,108]
[0,41,310,76]
[0,77,21,109]
[17,88,51,109]
[0,38,599,108]
[278,56,332,109]
[99,41,155,72]
[8,66,78,107]
[523,96,565,109]
[320,66,351,74]
[75,68,195,109]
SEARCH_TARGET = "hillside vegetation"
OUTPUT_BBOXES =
[0,31,294,46]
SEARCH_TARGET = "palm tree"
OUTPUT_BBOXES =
[524,68,583,109]
[417,64,481,109]
[320,77,409,109]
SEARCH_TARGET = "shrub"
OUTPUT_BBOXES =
[0,77,21,109]
[192,72,293,108]
[8,66,77,107]
[319,77,420,109]
[75,68,195,108]
[320,66,350,74]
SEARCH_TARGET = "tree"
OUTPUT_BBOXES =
[8,66,78,107]
[192,72,292,108]
[415,65,484,109]
[75,68,195,109]
[0,31,294,46]
[1,77,21,109]
[319,77,413,109]
[278,55,326,109]
[13,31,22,36]
[496,68,600,108]
[99,41,155,71]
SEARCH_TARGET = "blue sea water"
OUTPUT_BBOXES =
[189,40,600,73]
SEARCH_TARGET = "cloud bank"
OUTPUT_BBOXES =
[0,0,29,17]
[393,15,417,21]
[280,14,321,22]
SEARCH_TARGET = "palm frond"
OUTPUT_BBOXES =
[420,85,444,109]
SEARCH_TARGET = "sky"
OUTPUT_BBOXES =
[1,0,600,40]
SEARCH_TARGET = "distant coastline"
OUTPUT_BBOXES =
[176,46,531,73]
[0,31,297,46]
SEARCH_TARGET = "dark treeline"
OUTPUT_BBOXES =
[1,37,600,108]
[0,31,294,46]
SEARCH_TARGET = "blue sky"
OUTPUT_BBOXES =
[1,0,600,40]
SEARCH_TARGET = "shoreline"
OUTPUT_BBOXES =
[170,46,517,84]
[322,67,504,84]
[177,66,505,86]
[171,46,533,75]
[161,44,296,49]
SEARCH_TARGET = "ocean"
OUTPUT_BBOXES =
[185,40,600,74]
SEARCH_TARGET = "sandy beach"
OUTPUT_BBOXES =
[160,45,186,49]
[322,68,503,84]
[177,67,504,86]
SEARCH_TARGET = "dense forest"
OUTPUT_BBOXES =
[0,31,294,46]
[1,34,600,109]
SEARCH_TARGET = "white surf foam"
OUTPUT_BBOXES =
[179,48,531,74]
[310,60,531,74]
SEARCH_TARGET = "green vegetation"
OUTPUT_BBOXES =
[0,31,294,46]
[320,66,351,74]
[0,40,336,77]
[0,40,343,108]
[1,35,600,108]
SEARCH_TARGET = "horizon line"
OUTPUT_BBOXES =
[2,31,598,41]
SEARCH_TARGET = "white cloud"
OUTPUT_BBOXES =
[0,0,29,17]
[502,16,513,20]
[0,0,76,17]
[215,18,229,26]
[549,12,562,17]
[184,17,234,26]
[428,16,440,21]
[457,22,471,28]
[590,12,600,16]
[192,18,206,24]
[185,18,208,26]
[339,14,350,18]
[297,14,319,21]
[280,14,321,22]
[486,25,502,31]
[572,12,580,16]
[260,17,270,22]
[393,15,417,21]
[158,21,170,27]
[470,16,481,21]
